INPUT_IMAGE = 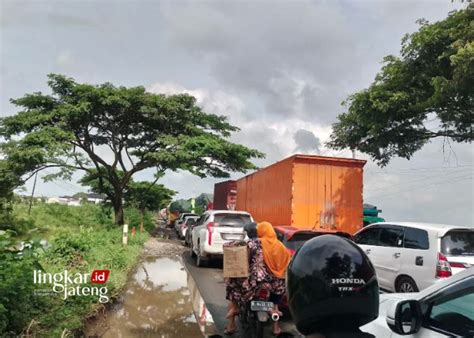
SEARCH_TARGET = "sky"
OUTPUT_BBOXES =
[1,0,472,226]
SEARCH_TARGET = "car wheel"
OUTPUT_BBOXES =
[396,276,419,293]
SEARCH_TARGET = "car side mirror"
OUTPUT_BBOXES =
[386,299,422,335]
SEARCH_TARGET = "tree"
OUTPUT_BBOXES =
[328,6,473,166]
[0,74,264,224]
[125,181,175,232]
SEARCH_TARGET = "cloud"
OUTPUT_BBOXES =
[159,1,465,125]
[293,129,321,154]
[5,0,471,225]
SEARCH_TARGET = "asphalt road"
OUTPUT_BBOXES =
[182,247,300,337]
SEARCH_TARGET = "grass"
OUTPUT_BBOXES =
[0,201,153,337]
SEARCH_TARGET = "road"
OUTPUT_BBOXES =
[182,247,300,337]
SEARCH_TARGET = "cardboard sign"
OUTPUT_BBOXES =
[223,245,249,278]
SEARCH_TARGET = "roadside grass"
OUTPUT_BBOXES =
[0,202,153,337]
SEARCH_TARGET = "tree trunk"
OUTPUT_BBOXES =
[112,195,125,225]
[140,209,144,233]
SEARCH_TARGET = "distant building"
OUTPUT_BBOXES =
[46,197,60,204]
[46,196,81,206]
[86,193,106,204]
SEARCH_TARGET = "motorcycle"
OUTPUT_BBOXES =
[239,287,280,338]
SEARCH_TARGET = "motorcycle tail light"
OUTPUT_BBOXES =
[257,288,270,299]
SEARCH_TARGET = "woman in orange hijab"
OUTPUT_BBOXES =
[257,221,292,279]
[257,221,291,335]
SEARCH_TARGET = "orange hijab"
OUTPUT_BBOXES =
[257,222,291,279]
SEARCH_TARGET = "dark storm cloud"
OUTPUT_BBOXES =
[293,129,321,154]
[160,1,360,123]
[159,1,464,124]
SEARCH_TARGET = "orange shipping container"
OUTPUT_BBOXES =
[236,154,366,235]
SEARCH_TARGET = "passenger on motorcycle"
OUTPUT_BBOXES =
[224,221,291,336]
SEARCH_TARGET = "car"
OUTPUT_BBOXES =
[179,215,199,240]
[274,226,352,255]
[184,217,198,247]
[191,210,253,267]
[174,212,198,233]
[354,222,474,293]
[361,266,474,337]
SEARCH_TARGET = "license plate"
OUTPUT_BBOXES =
[250,301,273,311]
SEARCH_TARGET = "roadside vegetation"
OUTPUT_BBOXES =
[0,200,152,337]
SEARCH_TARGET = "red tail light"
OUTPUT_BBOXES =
[257,288,270,299]
[449,261,467,268]
[207,222,214,245]
[287,248,296,256]
[436,252,452,278]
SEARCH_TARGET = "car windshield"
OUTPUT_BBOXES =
[214,214,251,227]
[441,230,474,256]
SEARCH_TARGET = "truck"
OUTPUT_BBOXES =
[234,154,366,235]
[363,203,385,226]
[213,180,238,210]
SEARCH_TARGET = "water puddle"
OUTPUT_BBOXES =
[186,269,218,337]
[86,256,206,337]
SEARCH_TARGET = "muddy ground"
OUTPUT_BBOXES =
[85,224,218,338]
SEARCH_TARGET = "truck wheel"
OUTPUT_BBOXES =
[396,276,418,293]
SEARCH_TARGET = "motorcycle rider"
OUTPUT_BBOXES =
[223,221,291,336]
[286,234,379,338]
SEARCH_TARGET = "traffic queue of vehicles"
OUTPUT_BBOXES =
[169,154,473,337]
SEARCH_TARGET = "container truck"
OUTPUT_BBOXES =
[213,180,238,210]
[234,154,366,235]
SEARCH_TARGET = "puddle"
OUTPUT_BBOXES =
[186,270,218,337]
[86,256,203,338]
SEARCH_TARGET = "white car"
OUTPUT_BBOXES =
[354,222,474,292]
[191,210,253,267]
[174,212,197,233]
[361,267,474,337]
[179,215,199,239]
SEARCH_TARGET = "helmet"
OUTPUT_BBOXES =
[243,222,258,239]
[286,235,379,335]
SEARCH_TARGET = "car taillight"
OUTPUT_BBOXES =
[449,261,467,268]
[436,252,452,278]
[287,248,295,256]
[257,288,270,299]
[207,222,214,245]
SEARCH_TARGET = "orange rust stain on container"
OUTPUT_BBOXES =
[236,154,366,235]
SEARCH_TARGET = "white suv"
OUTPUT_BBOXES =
[354,222,474,292]
[191,210,253,267]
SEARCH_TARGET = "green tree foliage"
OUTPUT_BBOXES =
[0,74,264,224]
[125,181,175,231]
[0,231,45,334]
[328,6,473,166]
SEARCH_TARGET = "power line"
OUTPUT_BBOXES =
[364,168,473,192]
[365,164,472,174]
[365,173,472,200]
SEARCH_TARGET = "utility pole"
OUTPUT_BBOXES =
[28,172,38,215]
